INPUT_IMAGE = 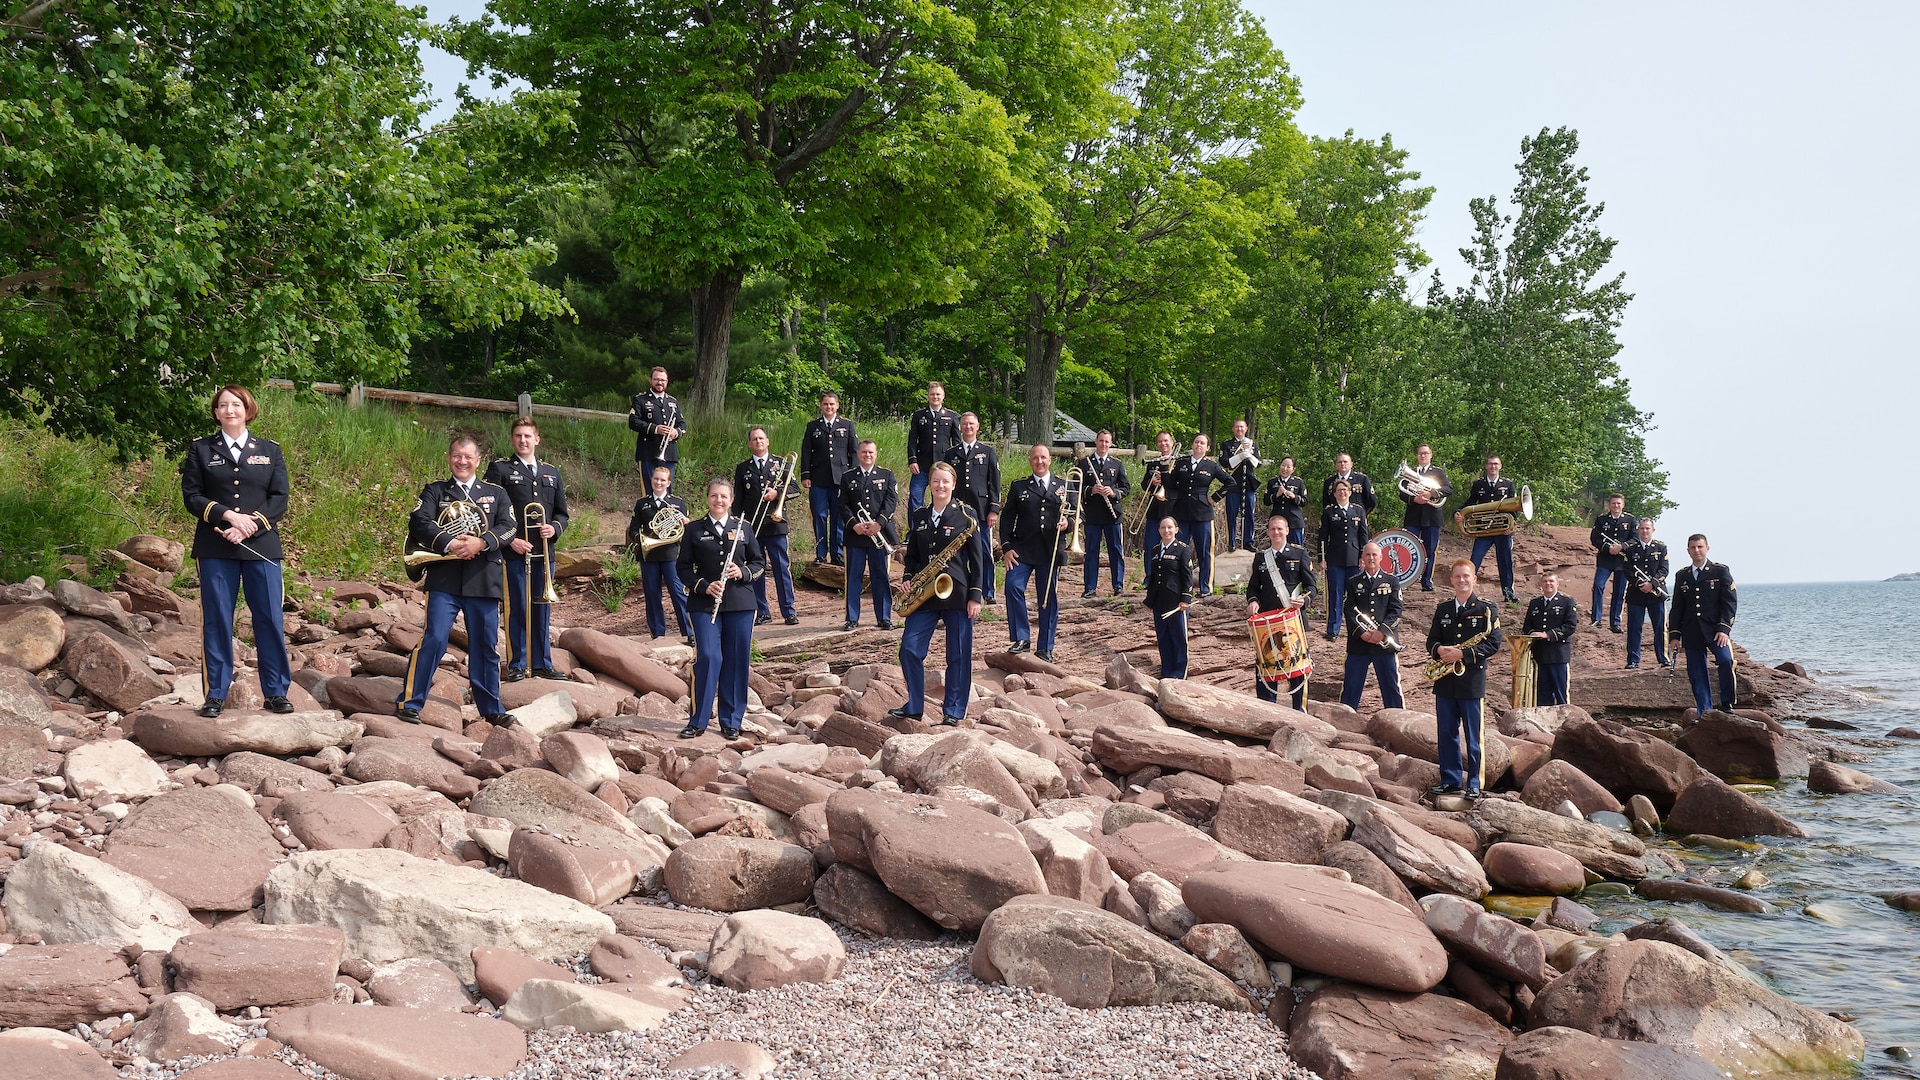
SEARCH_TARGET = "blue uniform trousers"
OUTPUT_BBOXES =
[642,560,691,639]
[1435,695,1486,794]
[399,590,504,716]
[1178,519,1215,592]
[845,546,893,624]
[1341,652,1405,710]
[502,555,554,673]
[908,470,929,514]
[1224,490,1255,550]
[689,609,753,732]
[901,607,972,719]
[1470,535,1514,592]
[1155,609,1188,680]
[1684,641,1738,715]
[1004,559,1060,652]
[1324,564,1355,636]
[1413,526,1442,588]
[754,534,796,620]
[1256,673,1307,710]
[1083,521,1124,595]
[1592,565,1627,627]
[1625,602,1668,666]
[198,556,291,701]
[1537,662,1570,705]
[809,486,845,562]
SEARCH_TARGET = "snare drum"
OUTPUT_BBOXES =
[1249,606,1311,686]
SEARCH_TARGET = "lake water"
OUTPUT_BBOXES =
[1580,580,1920,1075]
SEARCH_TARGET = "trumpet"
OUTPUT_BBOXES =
[636,504,688,555]
[1457,486,1533,538]
[856,507,896,558]
[1395,461,1447,509]
[402,499,485,583]
[1227,440,1262,471]
[1352,609,1401,652]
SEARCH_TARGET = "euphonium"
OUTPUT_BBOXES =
[1509,634,1539,708]
[637,505,688,555]
[1395,461,1446,508]
[897,514,979,617]
[1457,485,1533,538]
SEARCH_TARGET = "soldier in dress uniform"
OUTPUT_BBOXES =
[1399,443,1452,592]
[180,385,293,718]
[1264,456,1308,551]
[1139,430,1178,574]
[999,444,1072,661]
[1669,533,1739,716]
[627,366,685,486]
[1523,571,1579,705]
[1079,429,1131,598]
[1622,518,1670,670]
[735,427,800,626]
[1426,559,1505,799]
[890,463,982,726]
[799,390,856,564]
[1145,516,1194,679]
[676,479,766,740]
[1168,433,1231,595]
[1219,418,1260,553]
[1322,452,1378,513]
[397,436,519,727]
[841,439,899,632]
[1456,455,1520,604]
[906,382,960,514]
[1589,493,1638,632]
[1245,514,1317,708]
[1342,543,1405,711]
[485,418,569,681]
[1318,480,1369,640]
[627,466,693,645]
[944,411,1001,602]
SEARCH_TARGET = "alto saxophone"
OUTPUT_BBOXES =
[1422,624,1496,682]
[896,515,979,617]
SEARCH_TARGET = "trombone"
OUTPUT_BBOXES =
[1040,467,1084,611]
[519,503,560,672]
[1122,456,1169,540]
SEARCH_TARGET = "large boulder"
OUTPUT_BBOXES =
[1212,783,1348,864]
[125,992,245,1063]
[1552,715,1700,812]
[1663,774,1807,838]
[557,627,689,701]
[1156,678,1337,740]
[62,738,167,800]
[169,924,346,1009]
[810,864,941,940]
[1368,707,1514,786]
[53,579,134,630]
[63,631,169,712]
[102,787,283,910]
[120,534,186,573]
[1482,842,1585,896]
[1521,760,1624,816]
[507,830,641,907]
[0,662,57,727]
[706,910,846,991]
[1088,725,1303,789]
[972,895,1251,1011]
[1350,799,1488,899]
[1017,818,1113,906]
[0,944,149,1027]
[1321,840,1422,915]
[663,836,815,911]
[276,790,403,850]
[500,979,687,1033]
[1808,759,1905,794]
[0,1027,119,1080]
[825,788,1045,932]
[262,849,615,981]
[1529,939,1864,1075]
[344,736,479,800]
[1495,1025,1729,1080]
[321,676,402,717]
[1092,819,1238,887]
[1182,861,1448,993]
[1290,985,1513,1080]
[268,1004,526,1080]
[1470,796,1649,882]
[0,605,65,672]
[3,840,198,952]
[130,706,362,757]
[1421,894,1549,987]
[470,767,672,875]
[910,730,1035,813]
[1498,703,1591,738]
[1675,710,1808,780]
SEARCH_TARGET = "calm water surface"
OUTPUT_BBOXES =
[1580,580,1920,1076]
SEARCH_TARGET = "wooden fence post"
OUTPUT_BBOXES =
[517,393,533,419]
[347,382,365,410]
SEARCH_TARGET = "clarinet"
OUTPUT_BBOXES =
[712,518,746,616]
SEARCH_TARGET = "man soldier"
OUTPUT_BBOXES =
[1623,518,1671,670]
[944,411,1001,603]
[1426,559,1505,799]
[1000,444,1072,661]
[1245,514,1317,708]
[1079,429,1131,597]
[1264,456,1307,551]
[676,479,766,740]
[397,436,519,727]
[627,466,693,646]
[1398,443,1452,591]
[1219,418,1260,552]
[486,418,569,681]
[841,439,899,632]
[1168,433,1231,595]
[889,463,982,726]
[1341,542,1405,711]
[1523,571,1578,705]
[1669,533,1738,716]
[1323,452,1377,512]
[906,381,960,513]
[1589,493,1638,632]
[1139,430,1178,574]
[627,366,684,485]
[1318,480,1369,640]
[1146,517,1195,679]
[1457,454,1520,604]
[734,427,801,626]
[799,390,856,564]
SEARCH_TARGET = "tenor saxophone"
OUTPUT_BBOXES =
[896,515,979,617]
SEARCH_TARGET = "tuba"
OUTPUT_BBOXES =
[1396,461,1447,509]
[637,504,688,555]
[1510,635,1539,708]
[402,499,485,582]
[897,513,979,617]
[1457,485,1532,538]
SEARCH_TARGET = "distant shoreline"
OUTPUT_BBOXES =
[1887,572,1920,582]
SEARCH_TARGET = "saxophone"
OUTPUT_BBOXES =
[896,515,979,617]
[1422,624,1496,682]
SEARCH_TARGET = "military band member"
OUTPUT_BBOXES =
[842,439,899,631]
[181,385,293,718]
[1342,543,1405,711]
[799,390,856,565]
[627,366,685,486]
[486,418,569,681]
[397,436,519,727]
[1169,433,1231,595]
[1523,572,1578,706]
[890,463,982,726]
[1264,456,1308,551]
[677,479,766,740]
[1246,514,1317,708]
[1589,493,1637,632]
[945,412,1001,602]
[735,428,801,627]
[1139,430,1178,574]
[627,467,693,645]
[1669,534,1738,717]
[1220,419,1260,552]
[1318,480,1369,640]
[1145,516,1195,679]
[1426,560,1504,799]
[1079,429,1131,598]
[1398,443,1453,592]
[1323,452,1378,512]
[906,382,961,513]
[1000,444,1072,661]
[1623,518,1670,670]
[1457,455,1520,604]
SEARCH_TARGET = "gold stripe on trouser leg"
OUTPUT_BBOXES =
[501,559,513,666]
[1473,706,1486,790]
[402,635,426,704]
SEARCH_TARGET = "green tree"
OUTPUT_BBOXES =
[0,0,570,452]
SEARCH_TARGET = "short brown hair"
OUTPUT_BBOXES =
[927,381,944,392]
[449,435,479,454]
[212,385,259,422]
[510,417,539,435]
[1451,558,1477,575]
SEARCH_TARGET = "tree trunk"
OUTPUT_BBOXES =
[689,268,744,415]
[1022,291,1062,446]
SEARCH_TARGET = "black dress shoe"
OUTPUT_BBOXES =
[395,706,422,724]
[720,727,742,740]
[504,669,529,683]
[198,698,225,719]
[1464,788,1483,800]
[1081,591,1097,600]
[1197,587,1213,597]
[941,714,963,726]
[754,614,772,626]
[1429,784,1462,797]
[1008,640,1030,654]
[1420,583,1435,592]
[677,725,704,739]
[1625,662,1640,670]
[1324,632,1339,642]
[1035,650,1055,663]
[1589,620,1603,628]
[841,620,859,632]
[1503,592,1519,605]
[484,713,518,728]
[683,635,697,647]
[1610,625,1624,634]
[877,620,894,631]
[982,595,997,604]
[887,707,924,722]
[532,667,564,680]
[264,696,294,714]
[784,615,800,625]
